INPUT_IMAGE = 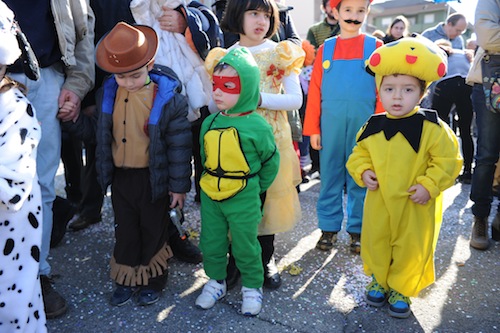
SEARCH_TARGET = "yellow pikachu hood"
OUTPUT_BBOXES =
[366,35,448,89]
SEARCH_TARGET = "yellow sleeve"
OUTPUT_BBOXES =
[276,41,305,76]
[416,120,463,198]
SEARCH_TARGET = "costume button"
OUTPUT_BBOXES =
[124,98,128,103]
[323,60,330,70]
[122,138,126,143]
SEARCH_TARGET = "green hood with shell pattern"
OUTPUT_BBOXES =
[217,47,260,114]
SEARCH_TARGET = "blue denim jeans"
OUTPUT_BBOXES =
[9,65,64,275]
[470,84,500,218]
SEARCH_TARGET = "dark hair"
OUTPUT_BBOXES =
[214,62,235,74]
[446,13,466,26]
[220,0,279,39]
[385,15,409,37]
[322,0,329,8]
[417,79,426,96]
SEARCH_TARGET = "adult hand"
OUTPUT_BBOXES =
[58,89,81,122]
[158,6,187,34]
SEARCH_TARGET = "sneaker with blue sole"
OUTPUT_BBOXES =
[366,277,387,307]
[388,290,412,319]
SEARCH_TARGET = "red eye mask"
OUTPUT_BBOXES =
[212,75,241,94]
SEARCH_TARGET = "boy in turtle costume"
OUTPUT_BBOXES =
[196,47,280,316]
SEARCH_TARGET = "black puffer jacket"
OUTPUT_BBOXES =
[65,65,192,201]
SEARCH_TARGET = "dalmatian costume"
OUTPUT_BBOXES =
[0,1,47,331]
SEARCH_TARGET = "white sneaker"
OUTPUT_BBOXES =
[241,287,263,316]
[195,279,226,309]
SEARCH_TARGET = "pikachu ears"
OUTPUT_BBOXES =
[366,35,448,89]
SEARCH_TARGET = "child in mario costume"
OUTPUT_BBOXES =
[196,47,279,316]
[303,0,383,253]
[346,36,463,318]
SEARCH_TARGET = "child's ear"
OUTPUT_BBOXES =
[147,60,155,72]
[332,7,340,21]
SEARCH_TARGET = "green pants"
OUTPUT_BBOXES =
[200,182,264,288]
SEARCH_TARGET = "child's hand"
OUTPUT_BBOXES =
[170,192,186,209]
[57,100,77,122]
[310,134,322,150]
[362,170,378,190]
[408,184,430,205]
[58,88,81,122]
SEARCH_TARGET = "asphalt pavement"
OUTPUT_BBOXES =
[46,168,499,333]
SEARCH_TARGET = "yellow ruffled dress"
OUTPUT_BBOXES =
[205,41,304,235]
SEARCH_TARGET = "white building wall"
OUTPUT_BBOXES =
[286,0,318,39]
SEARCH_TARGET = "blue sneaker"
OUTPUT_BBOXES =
[137,288,161,306]
[388,290,412,319]
[110,285,137,306]
[366,277,387,307]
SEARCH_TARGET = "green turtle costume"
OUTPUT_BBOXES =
[200,47,280,288]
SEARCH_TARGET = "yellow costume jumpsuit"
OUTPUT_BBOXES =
[347,108,462,297]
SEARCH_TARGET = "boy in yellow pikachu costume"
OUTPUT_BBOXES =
[346,36,463,319]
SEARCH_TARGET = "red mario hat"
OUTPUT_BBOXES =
[330,0,373,9]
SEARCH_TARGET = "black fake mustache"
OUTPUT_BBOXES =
[344,19,362,25]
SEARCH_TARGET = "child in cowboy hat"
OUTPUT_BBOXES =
[303,0,382,254]
[346,36,463,318]
[65,21,192,306]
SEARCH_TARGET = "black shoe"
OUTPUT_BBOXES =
[264,258,281,290]
[301,169,309,184]
[306,169,320,181]
[110,285,137,306]
[40,275,67,318]
[169,236,202,264]
[51,196,77,248]
[457,171,472,184]
[136,288,161,306]
[68,215,101,231]
[264,272,282,290]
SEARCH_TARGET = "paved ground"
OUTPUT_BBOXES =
[46,170,499,333]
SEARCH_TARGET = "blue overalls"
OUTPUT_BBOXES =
[318,35,377,234]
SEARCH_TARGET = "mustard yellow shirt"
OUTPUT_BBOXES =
[112,83,156,168]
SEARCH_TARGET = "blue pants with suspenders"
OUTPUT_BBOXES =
[318,35,377,234]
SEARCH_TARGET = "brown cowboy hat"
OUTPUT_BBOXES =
[95,22,158,74]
